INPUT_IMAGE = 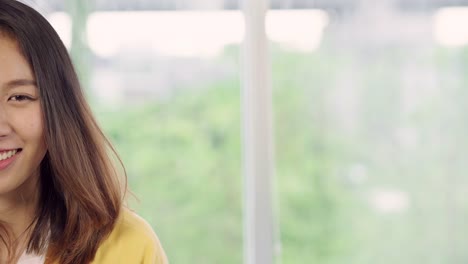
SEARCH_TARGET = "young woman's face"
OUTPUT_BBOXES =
[0,35,46,197]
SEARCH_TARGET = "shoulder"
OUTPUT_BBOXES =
[92,208,168,264]
[113,208,160,246]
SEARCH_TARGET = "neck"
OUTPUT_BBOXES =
[0,190,38,237]
[0,172,40,259]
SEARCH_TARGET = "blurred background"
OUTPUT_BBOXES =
[25,0,468,263]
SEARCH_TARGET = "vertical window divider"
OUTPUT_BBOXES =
[241,0,277,264]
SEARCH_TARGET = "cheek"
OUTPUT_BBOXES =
[27,114,45,146]
[12,107,45,145]
[27,121,44,142]
[28,115,43,133]
[23,113,47,162]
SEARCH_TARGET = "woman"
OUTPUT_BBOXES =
[0,1,167,263]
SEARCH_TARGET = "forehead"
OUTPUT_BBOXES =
[0,35,34,83]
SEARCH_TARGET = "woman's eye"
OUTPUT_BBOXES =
[8,95,32,102]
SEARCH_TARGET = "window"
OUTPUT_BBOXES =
[35,0,468,263]
[272,1,468,263]
[42,0,243,263]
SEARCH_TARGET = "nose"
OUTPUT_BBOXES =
[0,105,12,138]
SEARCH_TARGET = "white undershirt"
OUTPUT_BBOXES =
[17,251,45,264]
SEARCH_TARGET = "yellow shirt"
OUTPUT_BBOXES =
[91,209,168,264]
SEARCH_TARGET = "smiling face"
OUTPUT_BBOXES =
[0,33,47,198]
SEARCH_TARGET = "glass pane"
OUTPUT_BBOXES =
[42,1,243,263]
[271,1,468,263]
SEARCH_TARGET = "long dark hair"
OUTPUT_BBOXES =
[0,1,126,263]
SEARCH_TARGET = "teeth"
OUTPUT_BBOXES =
[0,150,17,161]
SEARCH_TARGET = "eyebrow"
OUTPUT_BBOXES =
[3,79,37,90]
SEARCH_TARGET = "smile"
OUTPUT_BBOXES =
[0,149,20,161]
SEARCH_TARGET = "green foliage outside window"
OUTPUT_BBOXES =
[91,44,468,264]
